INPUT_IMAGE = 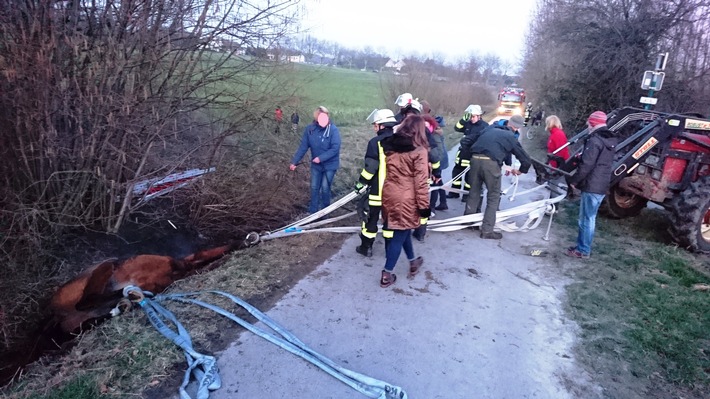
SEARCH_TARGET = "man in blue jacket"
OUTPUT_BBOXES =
[289,106,341,213]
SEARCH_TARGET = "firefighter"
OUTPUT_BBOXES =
[393,92,415,124]
[524,102,533,126]
[412,114,443,241]
[448,105,489,200]
[354,108,398,257]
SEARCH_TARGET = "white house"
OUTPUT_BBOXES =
[286,54,305,63]
[384,59,406,71]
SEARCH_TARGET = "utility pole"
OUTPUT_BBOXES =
[640,52,668,110]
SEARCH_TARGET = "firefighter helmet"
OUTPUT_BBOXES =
[464,104,483,116]
[401,99,422,115]
[366,109,397,125]
[394,93,414,107]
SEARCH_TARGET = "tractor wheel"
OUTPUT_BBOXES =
[600,184,648,219]
[668,177,710,252]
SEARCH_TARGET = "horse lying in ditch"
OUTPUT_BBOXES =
[49,237,256,334]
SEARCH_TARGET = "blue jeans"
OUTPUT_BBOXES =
[309,167,336,213]
[384,229,415,272]
[576,192,605,255]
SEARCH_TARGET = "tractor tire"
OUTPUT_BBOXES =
[668,177,710,252]
[600,184,648,219]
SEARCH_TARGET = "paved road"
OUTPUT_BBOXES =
[181,121,600,399]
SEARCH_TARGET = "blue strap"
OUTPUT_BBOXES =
[157,290,408,399]
[135,297,220,399]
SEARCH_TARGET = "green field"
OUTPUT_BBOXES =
[287,64,390,125]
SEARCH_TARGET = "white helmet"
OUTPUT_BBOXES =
[394,93,414,107]
[464,104,483,115]
[408,99,423,113]
[366,108,397,125]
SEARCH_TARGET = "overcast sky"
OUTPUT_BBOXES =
[299,0,539,66]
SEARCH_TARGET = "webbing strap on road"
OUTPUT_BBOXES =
[256,171,567,240]
[126,286,407,399]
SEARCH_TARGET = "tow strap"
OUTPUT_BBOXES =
[256,172,567,241]
[123,286,407,399]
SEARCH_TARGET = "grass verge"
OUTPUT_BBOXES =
[552,194,709,398]
[520,127,709,397]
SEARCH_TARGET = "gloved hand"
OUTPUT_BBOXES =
[354,181,367,194]
[462,112,471,121]
[418,208,431,218]
[435,115,446,127]
[357,194,370,223]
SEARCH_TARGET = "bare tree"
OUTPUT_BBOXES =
[522,0,709,129]
[0,0,302,262]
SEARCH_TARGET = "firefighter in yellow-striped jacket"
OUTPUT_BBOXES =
[354,108,398,257]
[412,113,443,241]
[448,105,488,200]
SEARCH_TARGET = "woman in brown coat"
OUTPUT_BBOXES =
[379,115,431,287]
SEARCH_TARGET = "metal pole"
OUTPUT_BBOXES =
[643,88,655,110]
[542,204,556,241]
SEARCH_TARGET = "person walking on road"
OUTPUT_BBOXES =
[289,106,341,214]
[354,109,398,257]
[463,114,532,239]
[379,115,430,288]
[566,111,617,259]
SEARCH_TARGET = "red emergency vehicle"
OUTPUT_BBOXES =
[496,87,526,116]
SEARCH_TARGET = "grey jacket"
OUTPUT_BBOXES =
[568,126,617,194]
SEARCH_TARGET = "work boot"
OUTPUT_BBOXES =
[446,192,460,199]
[480,231,503,240]
[355,244,373,257]
[413,225,426,242]
[435,204,448,211]
[356,235,374,257]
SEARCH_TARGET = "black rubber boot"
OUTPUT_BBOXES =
[355,235,374,257]
[412,225,426,242]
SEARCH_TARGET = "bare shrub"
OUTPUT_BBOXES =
[0,0,305,377]
[380,72,496,115]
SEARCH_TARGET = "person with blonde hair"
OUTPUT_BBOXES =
[289,106,341,213]
[378,114,430,288]
[545,115,570,168]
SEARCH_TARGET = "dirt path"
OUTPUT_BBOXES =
[178,126,601,399]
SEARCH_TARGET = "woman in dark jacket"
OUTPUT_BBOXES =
[289,106,341,213]
[379,115,431,288]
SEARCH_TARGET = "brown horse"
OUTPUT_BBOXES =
[49,241,246,334]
